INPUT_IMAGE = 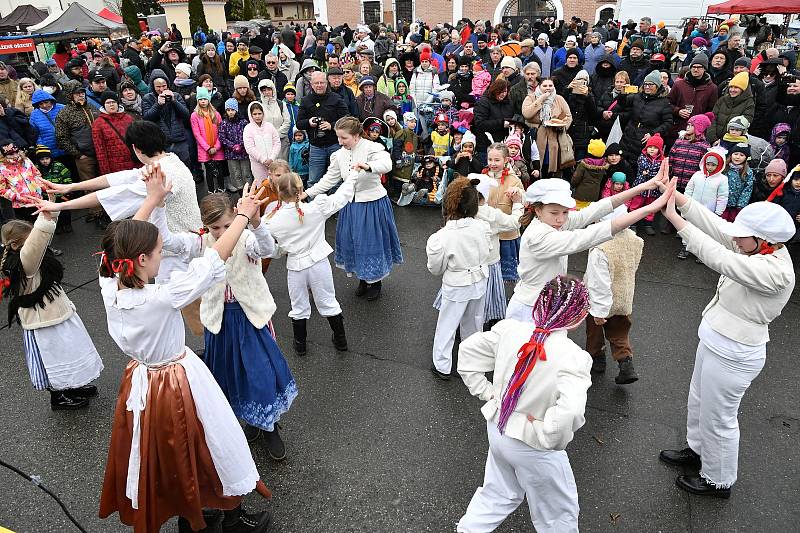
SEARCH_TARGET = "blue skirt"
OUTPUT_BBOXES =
[203,302,298,431]
[335,196,404,283]
[433,262,506,321]
[499,238,521,281]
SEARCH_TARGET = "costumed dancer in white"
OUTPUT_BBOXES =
[264,170,357,356]
[1,209,103,410]
[657,160,796,498]
[506,176,670,323]
[456,275,595,533]
[96,173,273,533]
[426,177,493,380]
[149,184,297,461]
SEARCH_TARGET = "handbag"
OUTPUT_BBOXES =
[557,130,575,169]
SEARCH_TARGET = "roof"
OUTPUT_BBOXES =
[97,8,123,24]
[27,3,128,38]
[707,0,800,15]
[0,4,47,32]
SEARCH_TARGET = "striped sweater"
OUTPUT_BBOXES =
[668,137,710,191]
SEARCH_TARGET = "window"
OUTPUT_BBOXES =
[302,4,313,19]
[363,1,381,24]
[395,0,412,27]
[273,5,283,17]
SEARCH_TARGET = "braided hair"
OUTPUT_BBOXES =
[266,171,305,223]
[497,275,590,433]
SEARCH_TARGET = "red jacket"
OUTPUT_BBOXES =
[667,74,719,139]
[92,111,136,175]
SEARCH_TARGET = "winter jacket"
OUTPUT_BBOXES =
[634,153,664,198]
[583,44,606,75]
[590,56,619,101]
[685,152,729,214]
[356,91,395,121]
[551,64,582,95]
[409,65,441,105]
[141,69,190,144]
[288,132,310,176]
[243,101,281,182]
[257,68,289,99]
[707,86,755,145]
[196,60,228,97]
[523,93,574,173]
[285,99,299,136]
[257,79,291,139]
[122,47,146,78]
[0,156,44,208]
[750,175,779,203]
[620,89,673,165]
[552,47,585,72]
[218,114,249,160]
[571,158,609,202]
[377,58,401,98]
[618,56,652,86]
[667,74,719,138]
[565,90,598,155]
[473,94,514,153]
[123,65,149,95]
[773,185,800,239]
[750,81,787,141]
[54,82,97,158]
[450,72,476,107]
[391,127,420,181]
[331,83,359,117]
[296,88,349,148]
[147,47,186,83]
[91,110,135,174]
[669,137,711,191]
[725,166,754,208]
[190,110,225,163]
[0,78,18,104]
[29,90,65,157]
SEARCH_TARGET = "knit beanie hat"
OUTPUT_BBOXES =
[588,139,606,158]
[283,82,296,94]
[765,158,788,177]
[734,56,752,69]
[100,90,119,105]
[611,172,627,183]
[420,47,432,63]
[438,90,455,102]
[234,75,249,89]
[692,37,707,48]
[605,142,622,156]
[383,109,397,123]
[630,39,645,51]
[461,130,477,146]
[565,48,581,60]
[35,144,52,158]
[730,142,751,158]
[505,132,523,149]
[500,56,517,69]
[687,112,714,136]
[690,53,709,69]
[643,69,662,86]
[645,133,664,152]
[403,111,417,124]
[729,71,749,91]
[224,98,238,112]
[728,115,750,132]
[175,63,192,77]
[196,87,213,101]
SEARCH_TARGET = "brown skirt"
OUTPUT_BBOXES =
[99,360,242,533]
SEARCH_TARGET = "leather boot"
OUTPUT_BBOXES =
[364,280,382,301]
[355,279,368,297]
[591,353,606,374]
[676,475,731,499]
[291,319,307,356]
[659,447,701,469]
[222,506,271,533]
[615,357,639,384]
[50,390,89,410]
[66,384,98,399]
[327,314,348,351]
[263,425,286,461]
[177,509,224,532]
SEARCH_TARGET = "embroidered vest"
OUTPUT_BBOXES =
[597,229,643,317]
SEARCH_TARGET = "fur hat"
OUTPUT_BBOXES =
[588,139,606,158]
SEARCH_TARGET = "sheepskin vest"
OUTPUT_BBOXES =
[199,231,276,334]
[597,229,643,317]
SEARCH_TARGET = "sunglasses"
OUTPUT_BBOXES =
[266,61,277,64]
[247,66,258,71]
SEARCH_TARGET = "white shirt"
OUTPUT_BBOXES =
[585,247,612,319]
[305,139,392,203]
[477,203,523,265]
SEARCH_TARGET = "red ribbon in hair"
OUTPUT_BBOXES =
[482,167,510,185]
[111,259,135,276]
[0,276,10,303]
[507,328,550,396]
[758,242,776,255]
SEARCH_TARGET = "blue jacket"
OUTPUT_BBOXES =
[583,44,606,75]
[289,133,310,176]
[141,68,190,143]
[725,167,754,208]
[552,46,585,72]
[29,90,65,157]
[285,100,299,135]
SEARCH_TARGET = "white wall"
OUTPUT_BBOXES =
[1,0,105,19]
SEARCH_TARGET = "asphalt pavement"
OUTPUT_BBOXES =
[1,203,799,533]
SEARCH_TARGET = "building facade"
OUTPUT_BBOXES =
[315,0,621,29]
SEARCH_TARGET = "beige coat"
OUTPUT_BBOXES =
[522,93,573,173]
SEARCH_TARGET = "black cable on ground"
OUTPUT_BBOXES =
[0,457,88,532]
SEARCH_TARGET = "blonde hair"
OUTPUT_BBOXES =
[335,116,362,136]
[269,159,290,176]
[1,220,33,277]
[15,77,36,108]
[266,172,305,223]
[194,101,220,125]
[487,142,509,159]
[614,71,630,84]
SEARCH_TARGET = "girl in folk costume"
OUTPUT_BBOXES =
[244,101,282,184]
[584,206,644,384]
[264,171,357,356]
[658,170,796,499]
[506,177,671,323]
[302,116,402,301]
[1,211,103,410]
[483,142,524,282]
[191,87,228,193]
[456,276,594,532]
[427,177,493,380]
[156,188,297,458]
[98,175,273,533]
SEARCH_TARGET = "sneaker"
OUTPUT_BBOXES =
[615,357,639,384]
[263,426,286,461]
[222,508,271,533]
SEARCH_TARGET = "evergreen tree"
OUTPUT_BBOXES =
[121,0,140,37]
[242,0,254,22]
[188,0,208,32]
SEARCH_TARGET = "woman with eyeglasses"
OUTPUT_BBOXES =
[620,70,673,168]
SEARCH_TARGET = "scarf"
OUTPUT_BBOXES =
[120,93,142,114]
[3,248,64,327]
[174,78,195,87]
[199,108,217,148]
[534,86,557,124]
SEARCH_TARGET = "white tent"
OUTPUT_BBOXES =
[28,2,126,38]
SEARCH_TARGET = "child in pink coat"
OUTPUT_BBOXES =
[190,87,226,192]
[243,101,281,183]
[602,172,631,207]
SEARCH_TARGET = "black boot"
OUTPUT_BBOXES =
[242,425,262,443]
[50,390,89,410]
[67,384,98,399]
[644,223,656,236]
[615,357,639,384]
[291,319,307,356]
[659,447,701,469]
[263,425,286,461]
[177,509,224,532]
[364,280,382,301]
[590,354,606,374]
[327,314,348,351]
[355,279,368,297]
[676,475,731,499]
[677,245,689,260]
[222,506,271,533]
[483,319,500,332]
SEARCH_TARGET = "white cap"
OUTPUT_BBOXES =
[524,178,576,208]
[720,201,796,243]
[403,111,417,123]
[184,45,197,55]
[461,130,477,146]
[605,40,618,49]
[468,173,498,199]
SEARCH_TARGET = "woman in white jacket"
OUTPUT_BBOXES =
[659,167,796,499]
[243,101,281,183]
[456,275,595,533]
[506,177,671,323]
[302,116,402,301]
[265,171,357,356]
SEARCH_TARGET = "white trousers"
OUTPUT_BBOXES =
[505,297,534,324]
[458,422,579,533]
[432,294,485,374]
[685,342,765,488]
[287,259,342,320]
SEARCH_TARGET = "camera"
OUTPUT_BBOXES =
[781,74,797,85]
[163,94,173,102]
